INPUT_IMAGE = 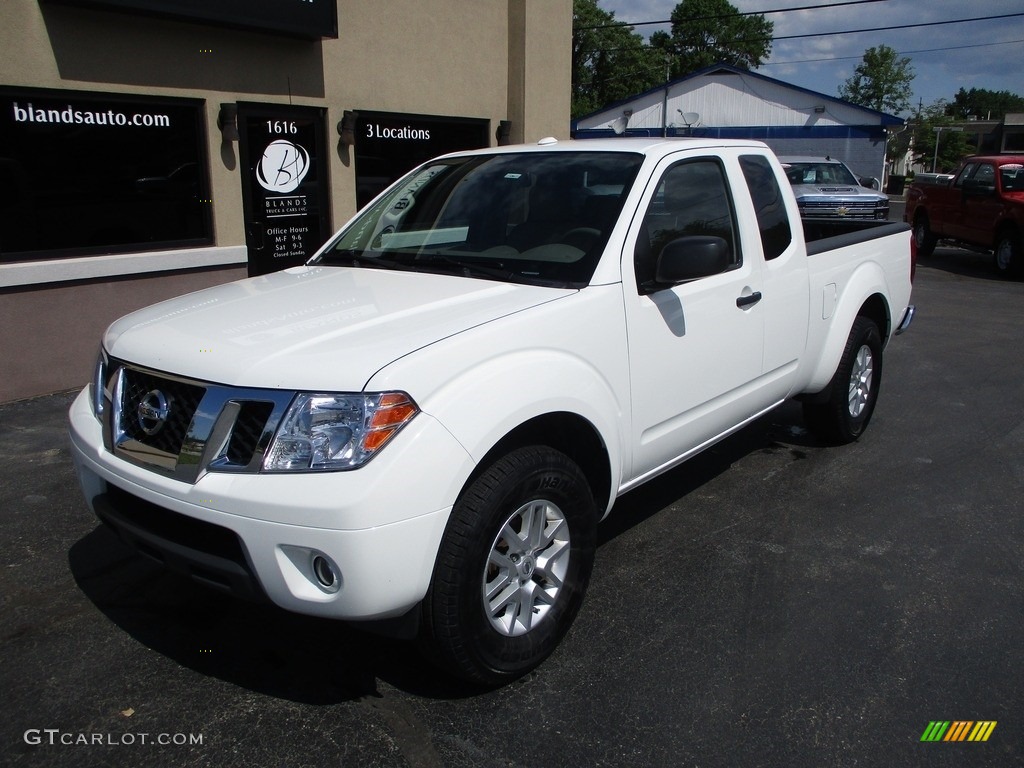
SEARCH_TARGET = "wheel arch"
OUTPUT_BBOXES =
[803,287,891,397]
[994,219,1020,248]
[467,412,613,519]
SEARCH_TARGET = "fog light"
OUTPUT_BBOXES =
[311,554,339,592]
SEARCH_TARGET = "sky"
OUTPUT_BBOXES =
[596,0,1024,116]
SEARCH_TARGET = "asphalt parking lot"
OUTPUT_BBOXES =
[2,247,1022,768]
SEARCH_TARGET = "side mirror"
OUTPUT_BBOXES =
[655,236,731,286]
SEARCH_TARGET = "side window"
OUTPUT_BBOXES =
[635,158,738,291]
[739,155,792,261]
[953,162,977,188]
[972,163,995,185]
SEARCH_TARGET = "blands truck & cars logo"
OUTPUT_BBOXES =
[257,139,310,194]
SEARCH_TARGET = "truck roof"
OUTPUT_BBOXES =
[437,136,773,161]
[964,154,1024,166]
[777,156,848,165]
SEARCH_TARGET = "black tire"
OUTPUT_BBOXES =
[420,446,597,685]
[913,213,937,259]
[993,229,1022,280]
[803,317,884,445]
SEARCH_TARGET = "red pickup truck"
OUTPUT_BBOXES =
[905,155,1024,278]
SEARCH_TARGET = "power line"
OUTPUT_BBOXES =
[760,38,1024,67]
[576,0,886,31]
[769,12,1024,43]
[579,12,1024,54]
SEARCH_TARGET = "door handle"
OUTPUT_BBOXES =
[736,291,762,309]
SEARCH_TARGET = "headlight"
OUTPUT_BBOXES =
[263,391,418,472]
[91,349,108,418]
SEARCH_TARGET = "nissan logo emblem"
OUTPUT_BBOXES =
[137,389,172,436]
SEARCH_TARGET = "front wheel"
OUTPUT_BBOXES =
[993,230,1022,280]
[913,214,937,259]
[420,446,597,685]
[803,317,884,445]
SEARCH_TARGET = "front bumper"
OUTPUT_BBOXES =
[68,388,471,620]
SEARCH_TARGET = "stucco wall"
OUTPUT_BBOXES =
[0,0,571,401]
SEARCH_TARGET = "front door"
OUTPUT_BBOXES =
[623,155,765,484]
[237,103,331,277]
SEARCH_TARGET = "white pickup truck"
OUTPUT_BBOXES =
[69,138,914,684]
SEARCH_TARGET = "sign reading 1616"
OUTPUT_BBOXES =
[267,120,298,135]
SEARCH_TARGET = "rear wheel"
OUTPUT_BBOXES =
[420,446,597,685]
[913,213,937,258]
[803,317,884,445]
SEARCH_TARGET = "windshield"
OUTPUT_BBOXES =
[784,162,859,187]
[312,151,644,288]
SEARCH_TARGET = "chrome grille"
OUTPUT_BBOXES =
[118,367,205,456]
[103,359,293,482]
[802,199,876,209]
[798,199,886,219]
[226,402,275,465]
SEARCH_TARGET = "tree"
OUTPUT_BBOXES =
[572,0,663,118]
[651,0,773,80]
[838,45,914,115]
[947,87,1024,121]
[911,100,973,173]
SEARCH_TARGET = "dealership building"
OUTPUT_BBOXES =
[1,0,571,402]
[573,63,903,186]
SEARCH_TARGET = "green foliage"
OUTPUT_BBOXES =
[572,0,663,119]
[911,101,974,173]
[571,0,772,119]
[947,88,1024,121]
[838,45,914,115]
[651,0,773,79]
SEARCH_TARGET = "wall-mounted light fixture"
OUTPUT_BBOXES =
[814,105,826,114]
[496,120,512,146]
[337,110,358,147]
[217,103,238,143]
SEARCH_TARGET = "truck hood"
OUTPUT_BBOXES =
[791,183,886,200]
[104,265,573,390]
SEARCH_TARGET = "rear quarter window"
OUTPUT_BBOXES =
[739,155,792,261]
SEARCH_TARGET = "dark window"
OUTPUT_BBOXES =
[48,0,337,40]
[635,158,739,291]
[952,162,978,188]
[0,87,212,262]
[971,163,995,184]
[353,112,490,209]
[740,154,793,261]
[1000,163,1024,192]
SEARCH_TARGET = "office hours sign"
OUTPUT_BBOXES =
[238,104,330,277]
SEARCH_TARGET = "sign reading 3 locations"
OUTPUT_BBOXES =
[352,111,490,209]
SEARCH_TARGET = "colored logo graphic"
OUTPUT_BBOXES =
[920,721,997,742]
[257,139,309,193]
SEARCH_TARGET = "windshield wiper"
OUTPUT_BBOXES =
[416,254,523,282]
[318,249,404,269]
